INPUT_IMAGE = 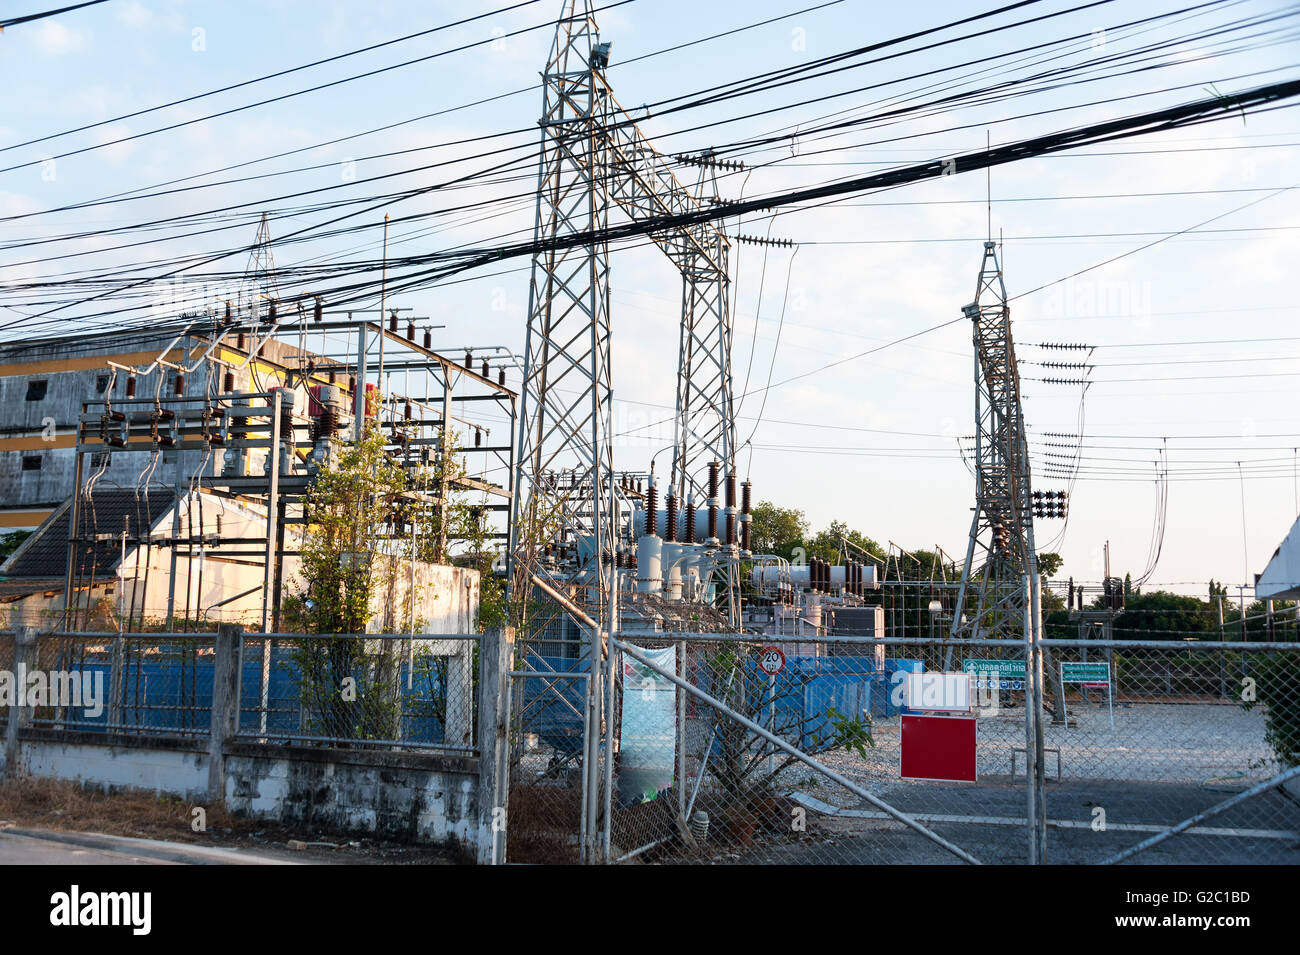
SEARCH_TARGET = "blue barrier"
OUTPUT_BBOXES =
[34,643,464,745]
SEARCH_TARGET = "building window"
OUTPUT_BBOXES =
[22,455,42,471]
[25,379,48,401]
[96,375,110,394]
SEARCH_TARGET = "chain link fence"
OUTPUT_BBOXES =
[498,632,1299,865]
[11,631,216,738]
[1038,639,1300,864]
[601,635,1021,864]
[235,633,479,752]
[0,630,13,734]
[506,656,591,864]
[0,629,479,754]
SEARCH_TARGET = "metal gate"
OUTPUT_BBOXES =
[1037,638,1300,865]
[501,634,1299,864]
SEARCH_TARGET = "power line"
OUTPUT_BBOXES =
[0,0,107,29]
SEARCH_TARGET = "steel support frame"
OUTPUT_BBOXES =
[948,241,1049,861]
[509,0,736,631]
[951,241,1039,644]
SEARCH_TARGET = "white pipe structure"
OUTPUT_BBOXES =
[750,564,879,591]
[635,535,663,594]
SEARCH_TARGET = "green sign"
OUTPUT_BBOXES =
[961,659,1025,677]
[1061,661,1110,683]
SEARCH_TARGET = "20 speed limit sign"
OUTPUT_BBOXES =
[757,645,786,676]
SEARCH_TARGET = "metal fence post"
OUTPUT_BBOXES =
[476,625,513,865]
[3,627,38,777]
[1024,575,1047,864]
[208,624,242,803]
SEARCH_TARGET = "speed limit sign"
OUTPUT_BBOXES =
[757,645,786,676]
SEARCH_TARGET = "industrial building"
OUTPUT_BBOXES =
[0,305,512,634]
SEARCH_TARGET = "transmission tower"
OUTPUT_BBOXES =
[245,211,280,323]
[950,240,1040,641]
[508,1,735,634]
[671,152,737,504]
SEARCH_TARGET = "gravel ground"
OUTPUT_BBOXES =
[514,701,1297,864]
[785,701,1280,810]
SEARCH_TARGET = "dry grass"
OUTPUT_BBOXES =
[506,782,583,864]
[0,776,244,842]
[0,777,458,863]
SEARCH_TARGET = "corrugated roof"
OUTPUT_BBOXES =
[0,576,63,601]
[2,487,176,578]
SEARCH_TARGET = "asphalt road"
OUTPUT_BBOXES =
[0,828,298,865]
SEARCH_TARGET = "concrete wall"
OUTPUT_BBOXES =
[14,732,481,850]
[375,559,479,633]
[19,734,209,800]
[224,744,479,847]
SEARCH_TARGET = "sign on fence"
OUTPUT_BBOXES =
[901,714,977,783]
[620,644,677,805]
[757,645,786,676]
[902,672,972,713]
[961,658,1025,691]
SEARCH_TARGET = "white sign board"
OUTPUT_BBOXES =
[1059,661,1115,732]
[902,672,972,713]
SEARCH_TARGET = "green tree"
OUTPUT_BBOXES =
[281,426,436,741]
[0,530,31,563]
[805,520,885,565]
[1037,551,1063,577]
[1086,589,1218,639]
[748,501,808,561]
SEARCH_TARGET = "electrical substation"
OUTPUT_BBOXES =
[2,0,1298,874]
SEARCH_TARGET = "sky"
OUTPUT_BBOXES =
[2,0,1299,599]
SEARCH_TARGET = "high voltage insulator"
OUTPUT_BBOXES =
[1038,361,1093,369]
[1032,489,1069,519]
[1041,377,1089,385]
[731,234,795,248]
[1034,342,1092,350]
[674,153,745,171]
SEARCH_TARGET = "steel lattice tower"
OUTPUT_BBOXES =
[950,240,1040,640]
[509,0,617,629]
[245,211,280,323]
[508,1,735,632]
[671,156,736,503]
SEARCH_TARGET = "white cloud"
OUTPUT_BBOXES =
[30,21,88,56]
[116,1,154,30]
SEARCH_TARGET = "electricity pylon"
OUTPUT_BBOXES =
[508,0,736,633]
[245,211,280,323]
[950,240,1039,641]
